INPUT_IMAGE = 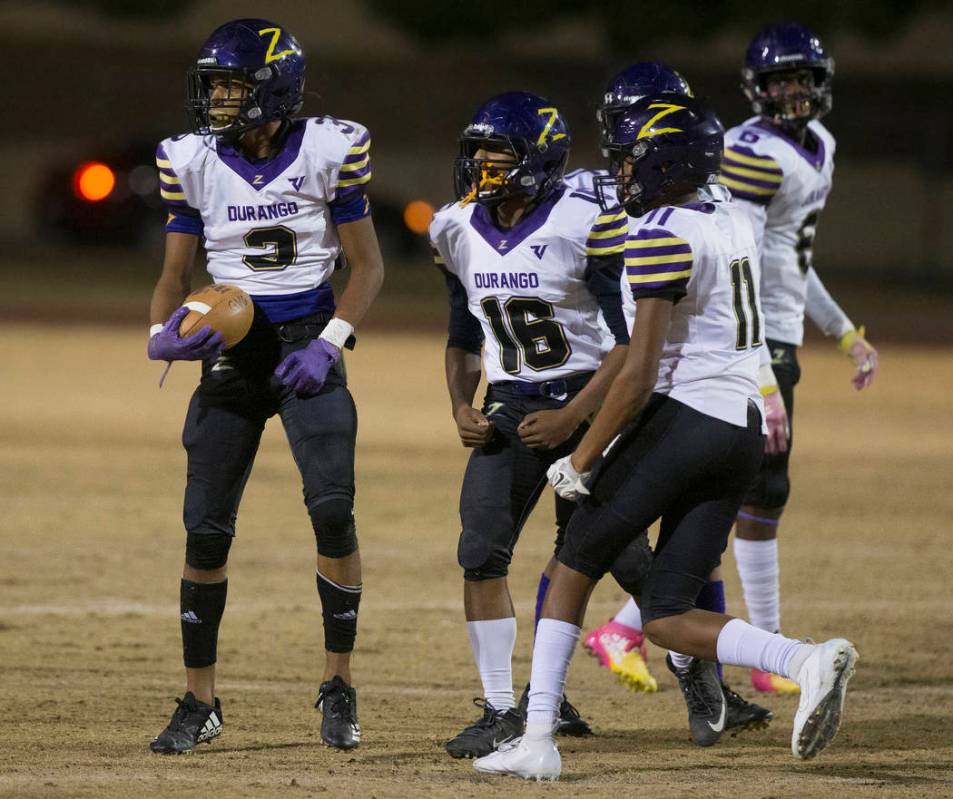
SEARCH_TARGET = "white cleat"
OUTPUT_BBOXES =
[473,735,561,781]
[792,638,858,760]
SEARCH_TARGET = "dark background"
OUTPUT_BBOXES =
[5,0,953,339]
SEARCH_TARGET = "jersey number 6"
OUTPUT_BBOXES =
[481,296,572,375]
[243,225,298,271]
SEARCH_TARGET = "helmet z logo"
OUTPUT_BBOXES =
[258,27,296,64]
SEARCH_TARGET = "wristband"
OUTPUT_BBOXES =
[758,363,779,396]
[319,317,354,350]
[838,325,864,354]
[149,323,164,338]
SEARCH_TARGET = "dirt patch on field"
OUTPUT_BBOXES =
[1,326,952,798]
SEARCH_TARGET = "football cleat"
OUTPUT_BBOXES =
[149,692,223,754]
[473,735,561,781]
[722,682,773,734]
[792,639,858,759]
[583,619,658,692]
[666,655,726,747]
[752,668,801,695]
[316,676,360,750]
[446,699,524,759]
[516,684,592,737]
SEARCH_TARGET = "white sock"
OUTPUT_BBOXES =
[612,597,643,631]
[716,618,811,679]
[668,651,694,671]
[467,618,516,712]
[734,538,781,633]
[526,618,580,729]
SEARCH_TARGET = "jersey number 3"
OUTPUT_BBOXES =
[481,296,571,374]
[243,225,297,271]
[729,257,762,350]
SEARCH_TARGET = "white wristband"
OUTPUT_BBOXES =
[149,323,164,338]
[319,317,354,350]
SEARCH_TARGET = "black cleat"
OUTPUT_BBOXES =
[556,695,593,737]
[723,682,773,735]
[517,683,593,737]
[666,655,726,747]
[149,692,223,754]
[316,676,360,750]
[445,698,524,759]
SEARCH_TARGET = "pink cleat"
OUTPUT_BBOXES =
[752,668,800,695]
[583,619,658,693]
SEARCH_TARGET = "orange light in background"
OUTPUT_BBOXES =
[403,199,435,235]
[73,162,116,202]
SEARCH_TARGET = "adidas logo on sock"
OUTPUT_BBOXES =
[180,611,202,624]
[332,610,357,621]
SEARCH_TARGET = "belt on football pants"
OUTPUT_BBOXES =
[494,372,593,399]
[274,313,355,350]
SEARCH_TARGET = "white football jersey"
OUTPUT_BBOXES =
[721,117,835,346]
[625,195,765,429]
[430,186,627,385]
[157,117,371,298]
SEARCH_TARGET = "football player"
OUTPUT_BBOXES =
[474,95,857,782]
[721,23,879,695]
[568,62,774,737]
[146,19,383,753]
[431,92,646,759]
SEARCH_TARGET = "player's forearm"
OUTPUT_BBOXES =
[563,345,628,425]
[445,347,482,414]
[335,217,385,328]
[150,232,200,325]
[571,365,655,471]
[149,278,190,327]
[805,267,853,339]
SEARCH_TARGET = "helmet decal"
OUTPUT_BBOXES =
[637,103,687,140]
[257,26,298,64]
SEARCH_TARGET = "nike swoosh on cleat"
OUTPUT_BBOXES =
[708,701,726,732]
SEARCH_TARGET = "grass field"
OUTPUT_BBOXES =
[2,324,952,798]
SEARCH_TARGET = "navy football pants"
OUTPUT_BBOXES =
[558,394,764,624]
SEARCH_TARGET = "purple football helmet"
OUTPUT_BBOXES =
[453,91,570,207]
[186,18,305,138]
[594,94,724,217]
[598,62,692,139]
[742,23,834,127]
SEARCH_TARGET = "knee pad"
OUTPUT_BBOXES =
[185,531,233,571]
[609,534,653,596]
[458,517,512,582]
[310,498,357,558]
[747,467,790,510]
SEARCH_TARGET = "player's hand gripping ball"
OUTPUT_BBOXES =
[179,284,254,349]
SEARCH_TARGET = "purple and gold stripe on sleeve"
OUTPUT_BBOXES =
[719,145,782,205]
[336,132,372,189]
[155,143,189,207]
[625,228,693,294]
[585,209,628,256]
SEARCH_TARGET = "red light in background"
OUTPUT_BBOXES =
[73,162,116,202]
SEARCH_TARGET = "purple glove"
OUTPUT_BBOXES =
[148,306,225,362]
[274,337,341,397]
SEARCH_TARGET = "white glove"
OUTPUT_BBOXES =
[547,455,591,501]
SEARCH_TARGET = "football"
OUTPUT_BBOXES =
[178,283,254,348]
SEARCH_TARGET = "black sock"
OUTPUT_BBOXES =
[180,579,227,668]
[316,570,361,654]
